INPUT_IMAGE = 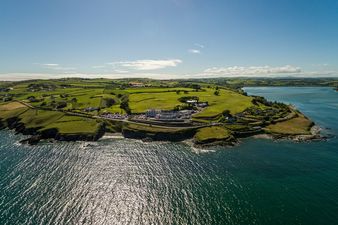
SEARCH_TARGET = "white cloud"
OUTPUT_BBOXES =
[202,65,302,77]
[36,63,76,71]
[188,49,201,54]
[107,59,182,71]
[0,72,183,81]
[312,63,329,67]
[42,63,59,67]
[91,65,106,69]
[1,69,337,81]
[113,69,129,74]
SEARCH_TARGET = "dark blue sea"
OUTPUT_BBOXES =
[0,87,337,225]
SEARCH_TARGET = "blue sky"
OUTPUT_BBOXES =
[1,0,338,80]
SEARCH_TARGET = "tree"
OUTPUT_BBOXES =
[222,109,231,117]
[120,100,131,114]
[214,90,220,96]
[56,101,67,109]
[192,84,201,91]
[103,98,116,107]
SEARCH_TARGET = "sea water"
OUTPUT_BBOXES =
[0,87,337,225]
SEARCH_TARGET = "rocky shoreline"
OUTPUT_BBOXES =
[253,125,326,142]
[0,116,105,145]
[0,114,327,147]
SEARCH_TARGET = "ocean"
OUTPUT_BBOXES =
[0,87,337,225]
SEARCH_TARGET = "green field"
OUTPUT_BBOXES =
[0,78,306,143]
[194,126,233,143]
[265,114,313,135]
[0,101,100,135]
[42,116,100,134]
[2,80,255,120]
[128,88,253,118]
[17,109,64,129]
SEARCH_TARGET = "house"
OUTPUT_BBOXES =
[158,111,179,120]
[129,82,144,87]
[0,87,10,92]
[225,116,236,123]
[146,109,161,118]
[186,100,197,104]
[178,110,193,119]
[197,102,208,108]
[27,96,39,102]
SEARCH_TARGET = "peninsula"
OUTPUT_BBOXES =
[0,78,320,146]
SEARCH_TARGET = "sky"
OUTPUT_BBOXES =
[1,0,338,80]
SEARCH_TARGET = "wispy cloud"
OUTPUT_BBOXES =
[107,59,182,71]
[312,63,329,67]
[37,63,76,71]
[202,65,302,77]
[42,63,59,67]
[1,69,337,81]
[188,49,201,54]
[91,65,106,69]
[113,69,129,74]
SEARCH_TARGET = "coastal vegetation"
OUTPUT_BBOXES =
[194,126,235,145]
[265,113,314,135]
[0,78,323,146]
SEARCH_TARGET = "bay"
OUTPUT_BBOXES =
[0,87,337,225]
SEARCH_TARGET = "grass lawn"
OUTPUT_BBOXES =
[266,114,313,135]
[194,126,232,142]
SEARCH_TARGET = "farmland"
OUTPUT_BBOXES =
[128,88,253,118]
[0,78,318,145]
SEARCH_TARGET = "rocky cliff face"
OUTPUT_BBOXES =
[1,116,105,145]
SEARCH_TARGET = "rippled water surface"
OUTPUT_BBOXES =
[1,87,337,225]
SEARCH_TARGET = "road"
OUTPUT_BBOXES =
[16,100,214,130]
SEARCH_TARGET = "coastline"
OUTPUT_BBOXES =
[0,119,326,147]
[1,83,331,147]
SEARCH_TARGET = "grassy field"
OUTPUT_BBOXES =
[0,78,321,144]
[194,126,232,143]
[4,80,254,119]
[0,101,100,135]
[0,102,29,120]
[128,88,253,118]
[125,87,193,94]
[265,114,313,135]
[18,109,64,129]
[0,107,29,120]
[41,116,100,134]
[0,102,27,111]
